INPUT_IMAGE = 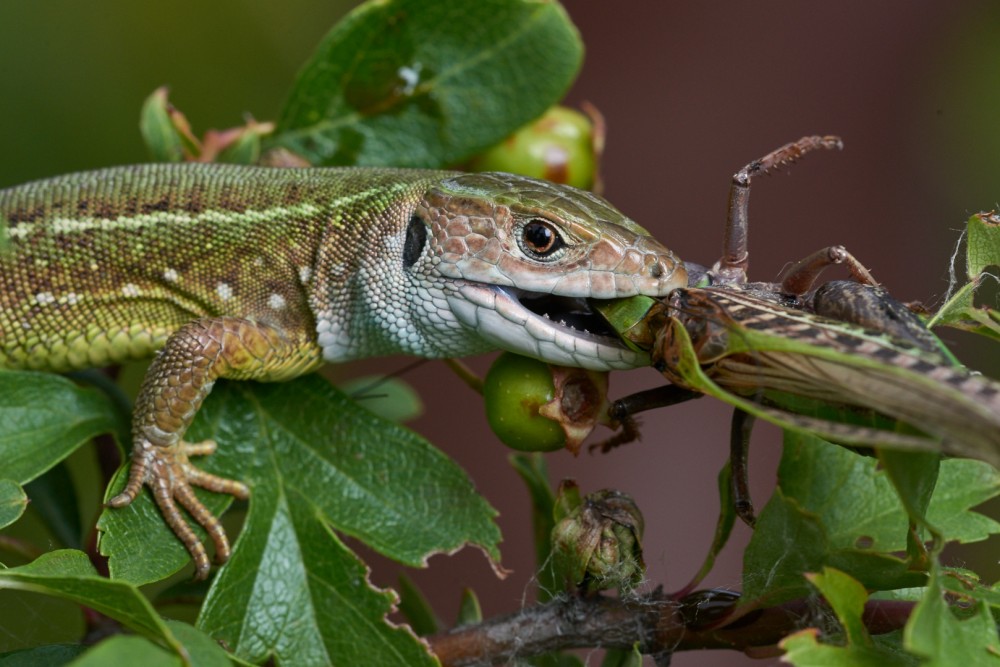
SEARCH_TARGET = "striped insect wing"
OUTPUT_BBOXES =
[664,287,1000,468]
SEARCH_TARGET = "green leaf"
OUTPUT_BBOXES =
[779,434,1000,551]
[139,87,185,163]
[98,376,499,663]
[337,375,424,423]
[163,620,235,667]
[811,568,876,645]
[0,480,27,530]
[905,563,1000,665]
[271,0,582,168]
[99,376,500,583]
[939,570,1000,609]
[0,371,120,484]
[876,449,940,564]
[681,462,736,593]
[66,621,235,667]
[215,124,269,165]
[966,210,1000,278]
[924,459,1000,542]
[456,587,482,626]
[198,494,436,666]
[743,434,924,606]
[930,212,1000,339]
[0,644,86,666]
[0,551,181,655]
[510,453,558,601]
[397,573,441,636]
[781,568,919,666]
[744,432,1000,608]
[524,654,585,667]
[24,463,83,549]
[67,637,178,667]
[600,644,642,667]
[783,632,869,665]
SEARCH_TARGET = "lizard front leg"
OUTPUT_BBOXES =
[107,316,322,579]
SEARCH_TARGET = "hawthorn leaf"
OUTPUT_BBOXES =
[271,0,582,168]
[0,551,180,654]
[905,563,1000,665]
[0,371,121,484]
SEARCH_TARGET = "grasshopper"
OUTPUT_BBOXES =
[598,136,1000,524]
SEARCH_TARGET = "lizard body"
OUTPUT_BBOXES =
[0,164,685,576]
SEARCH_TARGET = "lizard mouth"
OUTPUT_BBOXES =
[513,290,621,341]
[448,282,646,370]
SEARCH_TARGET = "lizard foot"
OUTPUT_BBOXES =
[108,438,250,580]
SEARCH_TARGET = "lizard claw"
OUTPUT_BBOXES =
[107,438,249,580]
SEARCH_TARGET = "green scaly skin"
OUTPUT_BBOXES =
[0,164,686,578]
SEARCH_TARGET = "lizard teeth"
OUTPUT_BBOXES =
[448,284,646,371]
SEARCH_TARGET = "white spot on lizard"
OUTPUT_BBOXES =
[35,292,55,305]
[216,282,234,301]
[163,268,179,282]
[268,293,287,310]
[122,284,140,297]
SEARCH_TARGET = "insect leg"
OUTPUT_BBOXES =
[779,245,878,296]
[730,408,757,527]
[591,385,703,453]
[715,135,843,285]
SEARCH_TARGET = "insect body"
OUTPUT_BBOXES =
[602,137,1000,521]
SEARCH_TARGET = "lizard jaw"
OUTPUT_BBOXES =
[447,283,649,371]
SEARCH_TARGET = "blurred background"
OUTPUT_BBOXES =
[1,2,997,664]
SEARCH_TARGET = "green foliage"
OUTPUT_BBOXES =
[270,0,582,168]
[98,377,499,583]
[905,563,1000,665]
[0,551,184,653]
[511,453,559,600]
[600,644,643,667]
[139,87,186,163]
[931,212,1000,339]
[455,588,483,627]
[781,567,919,666]
[743,432,999,608]
[0,371,125,484]
[396,573,442,637]
[0,481,27,531]
[337,375,424,423]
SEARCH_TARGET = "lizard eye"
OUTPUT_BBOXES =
[519,219,565,260]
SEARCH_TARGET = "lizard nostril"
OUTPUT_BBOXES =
[650,261,666,279]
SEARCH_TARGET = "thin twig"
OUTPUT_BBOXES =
[428,593,915,665]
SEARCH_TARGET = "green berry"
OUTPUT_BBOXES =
[469,106,597,190]
[484,352,565,451]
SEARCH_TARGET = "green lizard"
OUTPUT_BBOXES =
[0,164,685,578]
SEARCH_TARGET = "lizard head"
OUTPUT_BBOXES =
[410,172,686,370]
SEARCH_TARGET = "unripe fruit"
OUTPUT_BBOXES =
[484,353,565,452]
[469,106,597,190]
